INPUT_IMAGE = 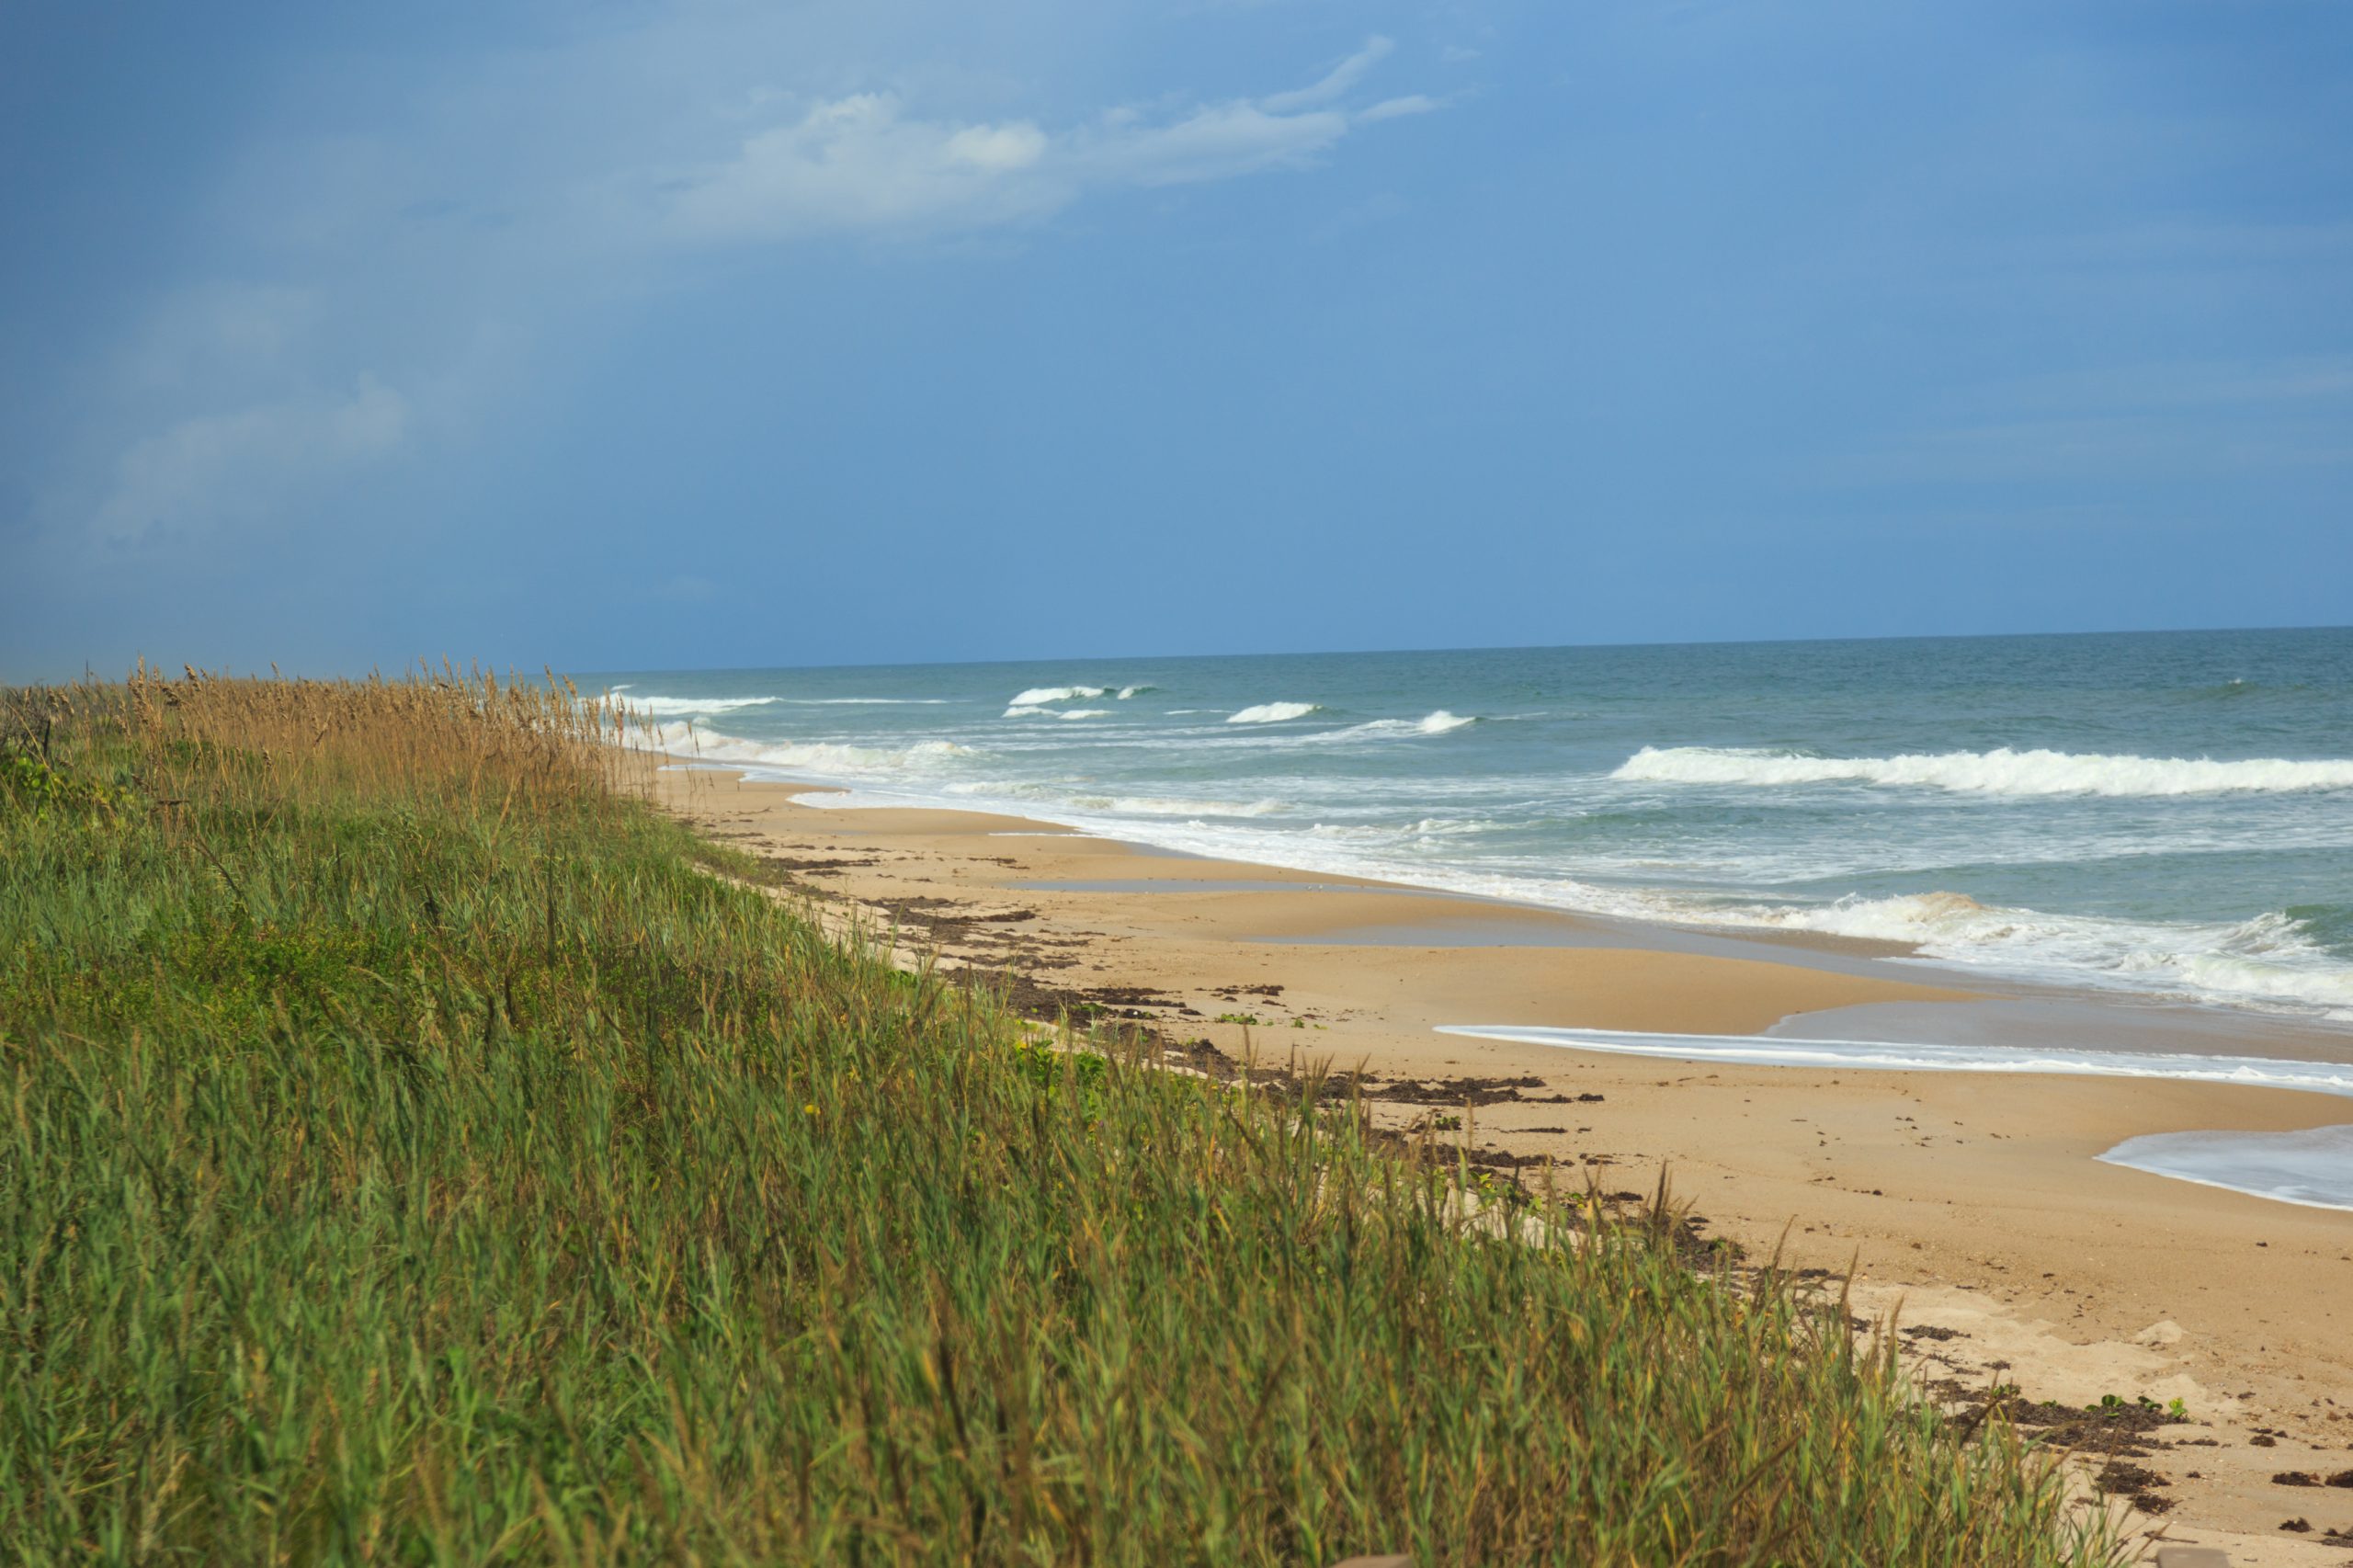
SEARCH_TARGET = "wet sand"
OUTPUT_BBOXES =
[658,764,2353,1562]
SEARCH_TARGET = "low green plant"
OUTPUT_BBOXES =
[0,673,2120,1566]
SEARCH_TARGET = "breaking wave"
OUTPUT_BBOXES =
[1004,703,1115,720]
[647,723,973,778]
[1745,893,2353,1019]
[610,692,779,716]
[1227,701,1322,724]
[1010,686,1107,706]
[1614,744,2353,798]
[1331,710,1479,740]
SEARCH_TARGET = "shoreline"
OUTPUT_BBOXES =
[657,759,2353,1562]
[657,758,2353,1056]
[651,754,2353,1036]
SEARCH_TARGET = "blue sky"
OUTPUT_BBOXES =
[4,0,2349,680]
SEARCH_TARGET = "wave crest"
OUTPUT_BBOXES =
[611,693,779,716]
[1613,744,2353,798]
[1010,685,1106,706]
[648,723,973,778]
[1227,701,1321,724]
[1333,710,1478,739]
[1756,892,2353,1017]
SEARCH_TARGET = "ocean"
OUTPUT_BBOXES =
[589,626,2353,1029]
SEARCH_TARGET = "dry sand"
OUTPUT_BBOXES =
[658,765,2353,1562]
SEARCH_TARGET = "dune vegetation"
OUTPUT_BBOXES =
[0,670,2117,1565]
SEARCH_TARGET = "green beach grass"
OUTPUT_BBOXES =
[0,670,2120,1565]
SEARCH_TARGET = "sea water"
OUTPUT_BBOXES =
[588,627,2353,1027]
[587,628,2353,1208]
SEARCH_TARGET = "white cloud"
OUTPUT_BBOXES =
[90,376,408,545]
[670,95,1071,238]
[49,17,1445,553]
[668,35,1427,243]
[1358,95,1440,125]
[1073,100,1350,187]
[1259,36,1393,114]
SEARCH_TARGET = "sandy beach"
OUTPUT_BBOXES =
[660,762,2353,1562]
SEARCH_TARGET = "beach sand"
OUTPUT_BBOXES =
[659,765,2353,1562]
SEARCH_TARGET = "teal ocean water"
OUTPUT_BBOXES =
[589,627,2353,1027]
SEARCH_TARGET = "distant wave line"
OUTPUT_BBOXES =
[1614,744,2353,797]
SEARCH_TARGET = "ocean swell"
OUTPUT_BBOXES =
[1613,744,2353,797]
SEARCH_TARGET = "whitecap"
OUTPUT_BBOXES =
[1612,744,2353,797]
[1328,710,1479,740]
[1745,892,2353,1019]
[1227,701,1322,724]
[611,693,780,716]
[642,723,973,779]
[1010,685,1107,706]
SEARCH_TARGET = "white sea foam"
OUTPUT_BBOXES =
[646,723,972,778]
[1010,686,1107,706]
[1750,892,2353,1018]
[1303,817,1494,841]
[1117,686,1154,699]
[1434,1024,2353,1096]
[1227,701,1322,724]
[1004,703,1114,720]
[2097,1125,2353,1212]
[1329,710,1479,740]
[1066,794,1288,818]
[612,692,780,716]
[1614,744,2353,797]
